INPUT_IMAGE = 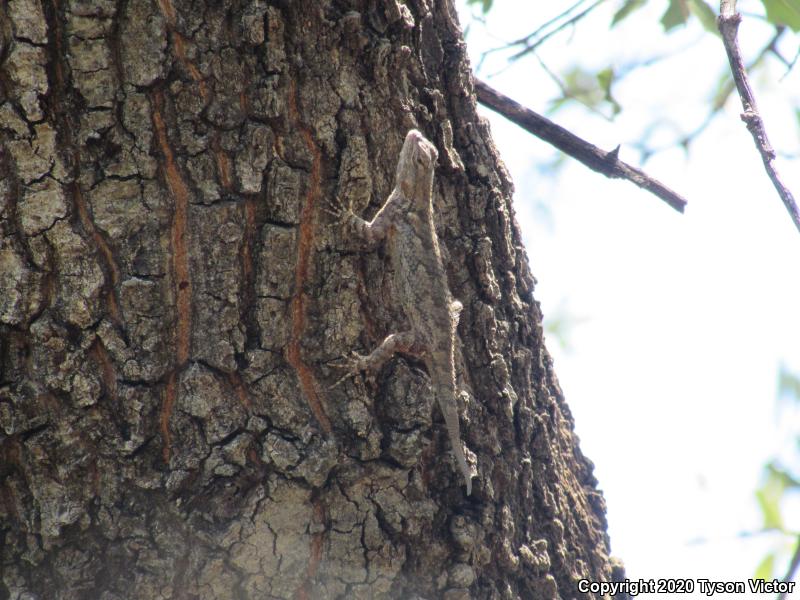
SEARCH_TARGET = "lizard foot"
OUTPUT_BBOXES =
[324,196,356,227]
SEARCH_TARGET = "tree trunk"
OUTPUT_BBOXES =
[0,0,617,598]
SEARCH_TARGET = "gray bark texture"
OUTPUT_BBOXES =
[0,0,618,598]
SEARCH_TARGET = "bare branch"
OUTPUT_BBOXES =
[718,1,800,234]
[474,79,688,213]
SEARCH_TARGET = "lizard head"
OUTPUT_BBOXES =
[396,129,438,203]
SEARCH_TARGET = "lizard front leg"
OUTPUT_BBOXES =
[326,190,404,247]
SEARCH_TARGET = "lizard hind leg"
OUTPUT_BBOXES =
[359,330,420,371]
[329,331,418,389]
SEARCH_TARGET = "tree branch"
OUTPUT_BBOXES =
[718,1,800,234]
[474,79,688,213]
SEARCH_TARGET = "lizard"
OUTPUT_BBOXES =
[328,129,474,495]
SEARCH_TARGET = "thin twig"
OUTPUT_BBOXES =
[480,0,593,60]
[718,1,800,234]
[512,0,591,47]
[474,79,687,213]
[508,0,607,61]
[783,44,800,79]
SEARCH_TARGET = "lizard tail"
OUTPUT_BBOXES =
[431,299,471,495]
[433,377,473,496]
[449,300,463,324]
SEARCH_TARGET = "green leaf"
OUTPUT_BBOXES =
[547,66,625,117]
[688,0,720,35]
[612,0,647,26]
[754,552,775,580]
[765,463,800,490]
[560,67,603,107]
[761,0,800,31]
[755,468,787,530]
[597,67,614,93]
[755,488,783,530]
[597,67,622,115]
[661,0,690,30]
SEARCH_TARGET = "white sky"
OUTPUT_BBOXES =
[457,1,800,597]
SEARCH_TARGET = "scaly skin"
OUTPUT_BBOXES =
[329,130,474,495]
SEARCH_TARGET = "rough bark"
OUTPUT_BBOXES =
[0,0,617,598]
